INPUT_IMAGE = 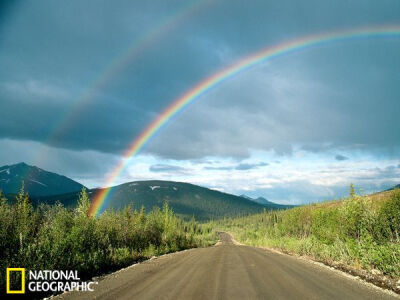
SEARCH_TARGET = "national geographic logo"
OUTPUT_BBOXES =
[6,268,25,294]
[5,268,98,295]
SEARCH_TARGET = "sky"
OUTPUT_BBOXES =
[0,0,399,204]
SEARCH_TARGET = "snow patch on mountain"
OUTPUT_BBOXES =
[29,179,48,187]
[0,168,10,175]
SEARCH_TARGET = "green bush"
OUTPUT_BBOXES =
[216,188,400,278]
[0,187,216,295]
[379,189,400,241]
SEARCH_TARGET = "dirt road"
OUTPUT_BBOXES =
[57,232,398,300]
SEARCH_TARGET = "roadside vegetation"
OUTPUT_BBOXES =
[0,184,216,294]
[217,186,400,280]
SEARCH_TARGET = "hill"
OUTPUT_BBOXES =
[1,163,291,220]
[34,180,287,220]
[0,162,85,196]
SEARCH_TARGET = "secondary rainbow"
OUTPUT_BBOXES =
[89,25,400,216]
[35,0,209,168]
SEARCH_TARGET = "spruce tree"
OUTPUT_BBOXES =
[76,187,91,217]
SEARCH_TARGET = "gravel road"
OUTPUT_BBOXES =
[56,232,399,300]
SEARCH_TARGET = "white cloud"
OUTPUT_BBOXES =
[0,139,398,204]
[122,149,400,204]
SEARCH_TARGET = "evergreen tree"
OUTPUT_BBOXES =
[0,190,6,206]
[15,182,33,251]
[349,183,356,198]
[76,187,91,216]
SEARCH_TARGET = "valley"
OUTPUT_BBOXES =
[0,162,399,298]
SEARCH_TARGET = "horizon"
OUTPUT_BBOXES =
[0,161,396,206]
[1,1,399,205]
[0,161,273,200]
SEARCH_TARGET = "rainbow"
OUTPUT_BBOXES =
[89,25,400,216]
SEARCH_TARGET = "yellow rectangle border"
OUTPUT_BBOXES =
[6,268,25,294]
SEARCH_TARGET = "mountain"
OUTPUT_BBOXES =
[240,194,254,201]
[35,180,274,220]
[382,184,400,193]
[240,194,271,205]
[1,163,291,220]
[240,194,293,209]
[0,162,85,197]
[253,196,273,205]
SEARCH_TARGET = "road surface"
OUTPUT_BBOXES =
[58,232,398,300]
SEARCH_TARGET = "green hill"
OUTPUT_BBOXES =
[32,180,291,220]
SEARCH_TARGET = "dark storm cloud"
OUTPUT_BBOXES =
[0,0,21,42]
[0,139,121,187]
[335,155,349,161]
[0,0,399,160]
[147,52,400,159]
[0,0,229,154]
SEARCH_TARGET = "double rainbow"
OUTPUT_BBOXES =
[89,25,400,216]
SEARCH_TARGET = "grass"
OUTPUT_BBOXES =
[216,188,400,279]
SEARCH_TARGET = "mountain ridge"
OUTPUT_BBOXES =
[5,162,397,220]
[34,180,286,220]
[1,163,292,220]
[240,194,293,208]
[0,162,85,196]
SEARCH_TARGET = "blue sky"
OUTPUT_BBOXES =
[0,0,399,204]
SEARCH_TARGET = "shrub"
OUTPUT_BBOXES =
[0,186,216,296]
[216,188,400,278]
